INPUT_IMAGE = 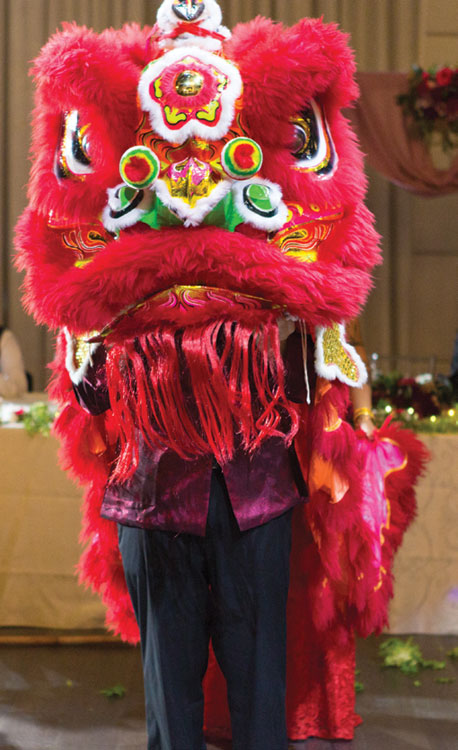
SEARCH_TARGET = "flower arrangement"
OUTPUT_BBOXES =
[372,371,458,434]
[397,65,458,151]
[13,402,55,436]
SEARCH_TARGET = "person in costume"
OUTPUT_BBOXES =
[15,0,428,746]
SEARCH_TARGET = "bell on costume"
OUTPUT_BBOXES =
[156,0,230,50]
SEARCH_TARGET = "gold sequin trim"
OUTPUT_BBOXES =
[323,323,359,383]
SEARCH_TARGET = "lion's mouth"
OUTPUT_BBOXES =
[88,283,280,344]
[41,200,349,342]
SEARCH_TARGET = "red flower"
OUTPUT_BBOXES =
[436,67,453,86]
[14,409,25,417]
[416,78,432,97]
[398,377,415,386]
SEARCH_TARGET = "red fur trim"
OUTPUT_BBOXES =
[293,383,376,635]
[227,17,358,123]
[355,419,430,635]
[49,337,138,641]
[16,210,375,334]
[294,393,430,639]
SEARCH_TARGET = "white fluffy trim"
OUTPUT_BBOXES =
[102,184,154,234]
[232,179,289,232]
[315,323,368,387]
[64,327,101,386]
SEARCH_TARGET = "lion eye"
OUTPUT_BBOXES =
[56,110,93,179]
[290,99,336,178]
[291,123,309,157]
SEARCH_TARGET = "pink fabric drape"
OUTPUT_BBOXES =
[350,73,458,196]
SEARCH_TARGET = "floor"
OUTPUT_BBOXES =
[0,633,456,750]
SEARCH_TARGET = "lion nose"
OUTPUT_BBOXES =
[172,0,205,22]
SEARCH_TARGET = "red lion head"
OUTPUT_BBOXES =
[16,2,379,465]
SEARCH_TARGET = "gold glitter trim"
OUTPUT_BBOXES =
[323,323,359,383]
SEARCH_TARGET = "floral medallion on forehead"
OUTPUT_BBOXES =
[138,46,242,143]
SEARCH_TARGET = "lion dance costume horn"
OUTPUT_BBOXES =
[16,0,428,740]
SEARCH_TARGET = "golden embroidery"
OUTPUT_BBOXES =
[323,323,359,383]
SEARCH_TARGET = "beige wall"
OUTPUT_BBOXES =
[411,1,458,374]
[0,0,456,387]
[419,0,458,66]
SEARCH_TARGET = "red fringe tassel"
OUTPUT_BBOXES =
[106,318,299,482]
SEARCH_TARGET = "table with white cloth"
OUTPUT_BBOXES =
[0,395,106,630]
[388,433,458,635]
[0,413,456,634]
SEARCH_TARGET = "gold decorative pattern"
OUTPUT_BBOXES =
[270,202,344,263]
[74,336,91,368]
[163,158,220,207]
[89,285,281,343]
[323,323,359,383]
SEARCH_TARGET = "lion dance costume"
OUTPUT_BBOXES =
[16,0,428,745]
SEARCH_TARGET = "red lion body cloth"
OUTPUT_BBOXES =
[16,0,427,741]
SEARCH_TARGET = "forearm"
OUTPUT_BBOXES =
[350,382,375,436]
[351,382,372,412]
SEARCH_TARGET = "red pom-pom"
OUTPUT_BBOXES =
[123,155,151,183]
[233,142,256,169]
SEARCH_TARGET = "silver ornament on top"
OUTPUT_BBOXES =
[156,0,231,50]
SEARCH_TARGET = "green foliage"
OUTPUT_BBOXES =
[355,681,364,693]
[389,412,458,435]
[379,638,456,686]
[422,659,446,671]
[371,368,457,433]
[379,637,424,674]
[100,683,126,699]
[17,402,55,436]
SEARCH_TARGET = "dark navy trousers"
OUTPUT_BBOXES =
[118,465,292,750]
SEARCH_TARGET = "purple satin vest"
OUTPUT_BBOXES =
[100,435,306,535]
